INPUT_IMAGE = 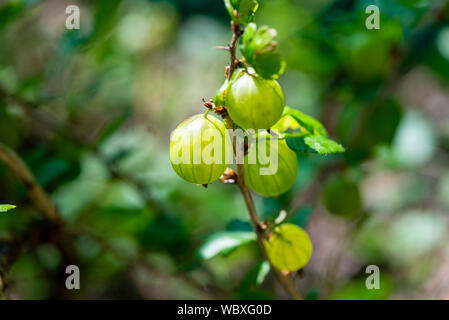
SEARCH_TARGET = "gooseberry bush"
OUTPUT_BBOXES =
[169,0,344,299]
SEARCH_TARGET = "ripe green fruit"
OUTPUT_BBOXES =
[169,114,231,185]
[264,223,312,272]
[225,73,285,129]
[244,136,298,197]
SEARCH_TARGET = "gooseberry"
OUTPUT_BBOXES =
[225,72,285,130]
[169,114,231,185]
[244,135,298,197]
[264,223,312,272]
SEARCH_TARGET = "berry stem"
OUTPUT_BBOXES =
[227,21,242,81]
[223,21,303,300]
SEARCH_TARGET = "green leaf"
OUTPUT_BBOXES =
[286,136,314,153]
[224,0,237,22]
[304,136,345,155]
[224,0,258,25]
[282,106,327,136]
[0,204,16,212]
[255,260,270,285]
[274,108,344,154]
[198,231,256,260]
[238,0,258,25]
[264,223,312,272]
[285,135,344,155]
[240,260,271,290]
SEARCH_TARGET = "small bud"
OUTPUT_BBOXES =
[202,98,214,109]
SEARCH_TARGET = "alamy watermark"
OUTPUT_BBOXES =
[366,5,380,30]
[65,5,80,30]
[365,265,380,290]
[65,265,80,290]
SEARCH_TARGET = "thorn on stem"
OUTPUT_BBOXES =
[213,45,230,51]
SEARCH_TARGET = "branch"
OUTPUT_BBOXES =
[224,21,303,300]
[236,168,303,300]
[75,226,226,299]
[0,222,51,297]
[0,143,78,297]
[227,21,243,81]
[0,143,61,223]
[0,88,168,220]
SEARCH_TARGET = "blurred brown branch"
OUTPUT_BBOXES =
[0,143,78,297]
[0,222,52,298]
[0,144,61,223]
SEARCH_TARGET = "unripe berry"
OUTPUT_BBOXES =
[225,73,285,130]
[244,136,298,197]
[264,223,312,272]
[169,114,231,185]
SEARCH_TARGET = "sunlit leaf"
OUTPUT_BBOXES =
[198,231,256,260]
[282,106,327,136]
[303,136,345,155]
[285,135,344,155]
[0,204,16,212]
[255,260,270,285]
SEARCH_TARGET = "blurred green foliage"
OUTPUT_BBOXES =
[0,0,449,299]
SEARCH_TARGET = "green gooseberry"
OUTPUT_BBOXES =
[264,223,312,272]
[225,72,285,130]
[244,135,298,197]
[169,114,231,185]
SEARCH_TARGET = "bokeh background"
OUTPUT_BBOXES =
[1,0,449,299]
